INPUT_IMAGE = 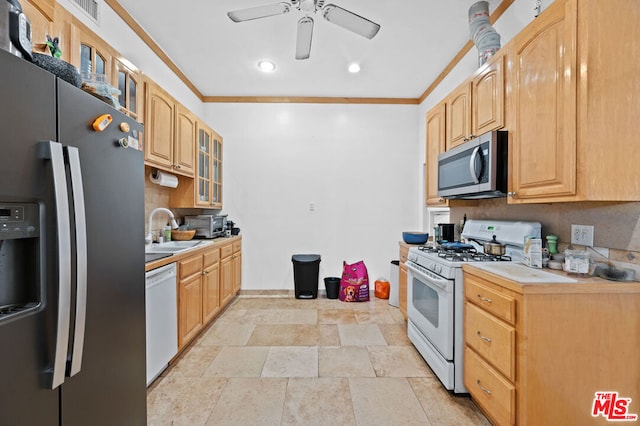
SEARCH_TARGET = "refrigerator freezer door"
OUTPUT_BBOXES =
[56,80,147,424]
[0,50,60,424]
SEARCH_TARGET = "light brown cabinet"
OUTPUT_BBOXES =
[173,105,197,176]
[144,81,174,170]
[446,82,472,150]
[463,264,640,425]
[177,255,204,349]
[220,240,241,307]
[176,240,241,350]
[144,81,195,177]
[446,52,504,151]
[506,0,640,203]
[398,243,409,320]
[170,123,223,209]
[425,102,447,207]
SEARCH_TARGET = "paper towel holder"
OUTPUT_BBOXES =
[149,169,179,188]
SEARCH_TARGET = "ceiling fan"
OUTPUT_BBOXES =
[227,0,381,60]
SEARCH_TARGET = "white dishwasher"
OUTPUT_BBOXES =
[145,262,178,386]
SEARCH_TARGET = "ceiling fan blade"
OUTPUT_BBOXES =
[295,16,314,60]
[227,2,291,23]
[322,4,380,39]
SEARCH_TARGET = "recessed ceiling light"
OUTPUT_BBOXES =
[257,60,276,72]
[348,63,361,73]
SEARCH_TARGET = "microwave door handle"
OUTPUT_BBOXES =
[469,146,481,184]
[41,141,72,389]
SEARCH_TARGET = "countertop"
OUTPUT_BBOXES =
[145,236,242,272]
[462,262,640,295]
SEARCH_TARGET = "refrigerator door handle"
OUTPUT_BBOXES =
[65,146,87,377]
[41,141,72,389]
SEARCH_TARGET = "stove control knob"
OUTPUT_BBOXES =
[436,265,443,274]
[430,263,436,271]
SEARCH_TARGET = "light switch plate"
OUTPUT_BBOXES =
[571,224,594,246]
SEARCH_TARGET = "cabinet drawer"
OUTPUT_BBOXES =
[203,248,220,268]
[465,277,516,324]
[220,243,233,258]
[465,347,515,426]
[179,255,203,280]
[465,303,515,381]
[232,240,242,252]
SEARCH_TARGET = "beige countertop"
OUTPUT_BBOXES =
[462,262,640,295]
[145,235,242,272]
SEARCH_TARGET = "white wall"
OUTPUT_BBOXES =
[204,103,420,290]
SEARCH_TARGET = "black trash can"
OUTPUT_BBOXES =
[324,277,341,299]
[291,254,321,299]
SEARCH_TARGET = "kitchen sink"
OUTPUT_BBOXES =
[145,240,205,254]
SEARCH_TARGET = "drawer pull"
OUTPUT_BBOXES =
[477,331,492,343]
[477,294,492,303]
[477,379,493,395]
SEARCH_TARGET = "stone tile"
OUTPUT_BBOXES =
[389,307,407,324]
[338,324,387,346]
[282,378,356,425]
[318,309,358,324]
[261,346,318,377]
[242,309,318,324]
[409,378,491,426]
[354,309,397,324]
[368,346,434,378]
[147,376,226,426]
[318,346,376,378]
[247,324,340,346]
[378,323,412,346]
[167,345,221,378]
[205,378,288,425]
[203,346,269,377]
[197,321,255,346]
[231,297,299,310]
[349,377,430,425]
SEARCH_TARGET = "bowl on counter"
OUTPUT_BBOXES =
[171,229,196,241]
[402,232,429,244]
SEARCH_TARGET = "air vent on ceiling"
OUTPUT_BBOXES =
[72,0,99,22]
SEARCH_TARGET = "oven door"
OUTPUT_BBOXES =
[405,261,454,360]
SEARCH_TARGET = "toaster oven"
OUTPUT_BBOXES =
[184,215,227,239]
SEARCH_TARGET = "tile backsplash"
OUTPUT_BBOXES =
[450,199,640,278]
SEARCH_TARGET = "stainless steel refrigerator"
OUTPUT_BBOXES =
[0,49,146,424]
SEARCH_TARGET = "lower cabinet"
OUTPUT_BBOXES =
[177,237,242,351]
[463,265,640,425]
[398,243,409,320]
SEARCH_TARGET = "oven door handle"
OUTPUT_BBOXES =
[405,262,452,292]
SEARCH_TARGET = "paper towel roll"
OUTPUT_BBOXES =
[149,170,179,188]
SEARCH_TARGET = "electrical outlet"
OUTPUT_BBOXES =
[308,202,315,212]
[571,224,594,246]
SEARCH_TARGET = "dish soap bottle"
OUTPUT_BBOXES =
[164,223,172,242]
[546,234,558,254]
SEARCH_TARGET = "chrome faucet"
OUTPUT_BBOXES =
[145,208,179,245]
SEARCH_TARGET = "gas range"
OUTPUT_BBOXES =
[404,219,542,393]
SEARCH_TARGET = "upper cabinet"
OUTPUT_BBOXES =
[113,59,143,122]
[446,52,505,151]
[505,0,639,203]
[506,0,577,202]
[425,102,448,206]
[170,122,223,209]
[144,80,175,170]
[144,80,195,177]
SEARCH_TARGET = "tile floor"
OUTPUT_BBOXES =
[147,294,491,426]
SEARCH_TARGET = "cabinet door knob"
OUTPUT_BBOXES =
[507,191,517,198]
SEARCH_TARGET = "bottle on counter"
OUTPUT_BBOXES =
[164,223,171,241]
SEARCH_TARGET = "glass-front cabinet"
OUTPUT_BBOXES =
[113,59,143,122]
[196,124,223,209]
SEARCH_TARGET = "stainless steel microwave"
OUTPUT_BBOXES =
[437,131,508,199]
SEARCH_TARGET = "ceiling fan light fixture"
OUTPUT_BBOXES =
[348,63,360,73]
[257,60,276,72]
[323,4,380,39]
